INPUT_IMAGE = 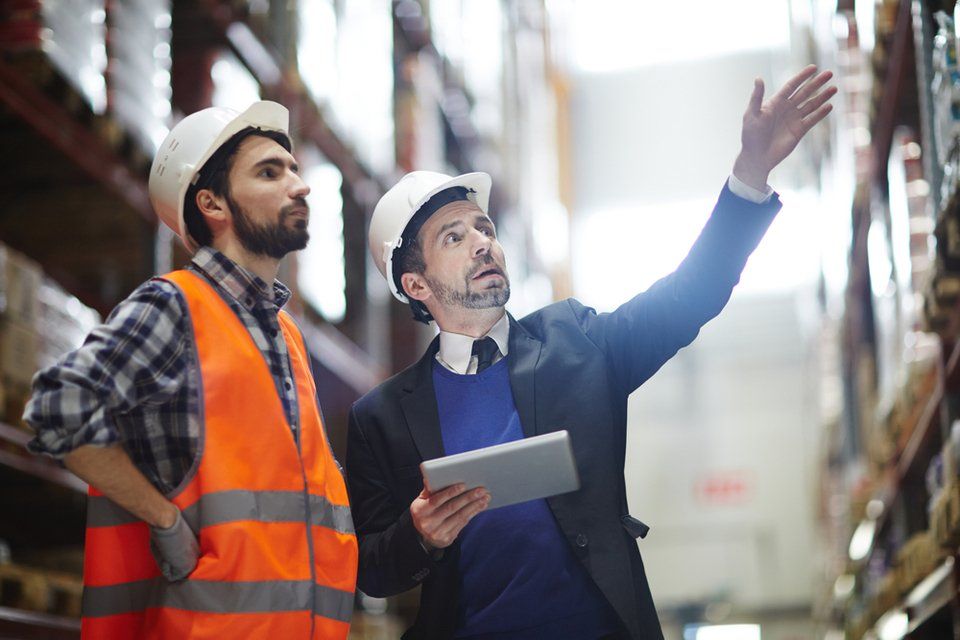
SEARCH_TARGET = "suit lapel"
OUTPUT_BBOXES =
[400,337,446,462]
[507,314,542,438]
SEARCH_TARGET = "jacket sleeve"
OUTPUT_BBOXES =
[576,182,781,395]
[346,404,438,597]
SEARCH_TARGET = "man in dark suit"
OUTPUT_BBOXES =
[346,66,836,639]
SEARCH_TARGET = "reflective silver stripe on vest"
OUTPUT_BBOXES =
[82,578,354,623]
[86,495,139,528]
[87,490,354,536]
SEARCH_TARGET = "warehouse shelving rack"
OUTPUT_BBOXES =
[829,0,960,637]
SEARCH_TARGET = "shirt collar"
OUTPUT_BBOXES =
[190,247,291,311]
[437,312,510,375]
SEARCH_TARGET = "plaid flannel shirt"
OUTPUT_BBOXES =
[24,247,302,494]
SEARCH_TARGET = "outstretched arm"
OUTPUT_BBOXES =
[581,67,836,393]
[733,65,836,190]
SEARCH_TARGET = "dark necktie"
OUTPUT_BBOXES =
[471,337,500,373]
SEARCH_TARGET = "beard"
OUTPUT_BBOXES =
[229,196,310,259]
[425,255,511,310]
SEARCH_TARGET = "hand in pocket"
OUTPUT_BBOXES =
[149,510,200,582]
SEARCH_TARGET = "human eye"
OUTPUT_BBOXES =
[444,232,461,245]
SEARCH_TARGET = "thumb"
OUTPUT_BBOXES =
[748,78,764,115]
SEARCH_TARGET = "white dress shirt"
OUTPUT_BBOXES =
[436,313,511,374]
[727,173,774,203]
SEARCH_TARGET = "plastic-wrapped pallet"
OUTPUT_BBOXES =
[0,245,42,391]
[106,0,172,155]
[932,12,960,186]
[36,276,101,371]
[0,0,108,113]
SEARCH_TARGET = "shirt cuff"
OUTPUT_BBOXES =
[728,173,774,204]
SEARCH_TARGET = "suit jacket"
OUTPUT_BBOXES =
[346,185,782,639]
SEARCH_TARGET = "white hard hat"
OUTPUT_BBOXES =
[148,101,290,253]
[369,170,491,302]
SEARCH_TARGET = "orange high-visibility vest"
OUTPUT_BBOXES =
[80,270,358,639]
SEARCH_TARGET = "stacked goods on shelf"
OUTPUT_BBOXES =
[0,243,100,428]
[0,562,82,618]
[932,12,960,195]
[828,4,960,638]
[0,0,107,114]
[36,277,100,372]
[875,128,940,463]
[106,0,172,159]
[930,421,960,545]
[896,530,948,593]
[0,245,42,425]
[927,10,960,334]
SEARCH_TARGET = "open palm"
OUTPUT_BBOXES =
[734,65,836,190]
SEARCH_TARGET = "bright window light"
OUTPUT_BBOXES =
[298,159,346,322]
[685,624,761,640]
[570,0,790,73]
[298,0,338,103]
[572,189,822,311]
[211,51,261,110]
[331,0,394,174]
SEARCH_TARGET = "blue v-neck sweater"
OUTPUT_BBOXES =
[433,357,619,639]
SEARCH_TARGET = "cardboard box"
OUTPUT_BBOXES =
[0,319,38,388]
[0,245,42,325]
[36,276,99,369]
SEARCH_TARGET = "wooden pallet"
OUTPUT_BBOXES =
[0,563,81,618]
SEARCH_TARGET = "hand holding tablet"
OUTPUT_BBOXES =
[420,430,580,510]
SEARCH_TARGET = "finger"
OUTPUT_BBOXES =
[421,491,489,547]
[433,493,491,542]
[419,487,485,528]
[747,78,764,115]
[771,65,818,104]
[798,85,837,118]
[426,483,466,506]
[433,487,488,521]
[412,483,463,524]
[800,103,834,133]
[790,69,833,104]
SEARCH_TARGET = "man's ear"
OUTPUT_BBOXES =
[196,189,228,223]
[401,272,432,303]
[195,188,230,239]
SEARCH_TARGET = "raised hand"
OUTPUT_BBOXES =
[733,65,837,191]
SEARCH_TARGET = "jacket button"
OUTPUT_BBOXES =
[575,533,588,548]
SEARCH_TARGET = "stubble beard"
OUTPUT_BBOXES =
[425,257,511,311]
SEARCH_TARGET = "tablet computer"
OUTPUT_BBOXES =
[419,430,580,509]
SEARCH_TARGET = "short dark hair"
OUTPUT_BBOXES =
[391,186,476,324]
[393,236,433,323]
[182,128,292,247]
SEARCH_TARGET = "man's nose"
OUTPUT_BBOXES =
[471,232,491,257]
[290,172,311,199]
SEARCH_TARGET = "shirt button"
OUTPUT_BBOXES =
[269,328,278,337]
[284,378,293,390]
[575,533,588,548]
[244,297,254,306]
